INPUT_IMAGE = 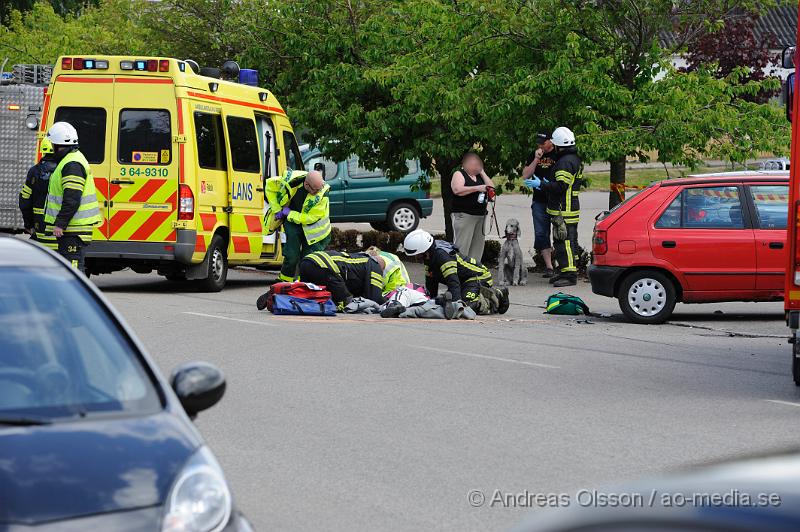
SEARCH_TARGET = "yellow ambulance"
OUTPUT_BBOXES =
[41,55,304,290]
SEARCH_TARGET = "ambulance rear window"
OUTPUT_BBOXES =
[226,116,260,173]
[53,107,106,164]
[118,109,171,166]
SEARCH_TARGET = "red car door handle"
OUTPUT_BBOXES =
[662,241,676,248]
[769,241,784,249]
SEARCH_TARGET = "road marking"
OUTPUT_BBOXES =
[183,311,276,327]
[765,399,800,408]
[409,345,560,369]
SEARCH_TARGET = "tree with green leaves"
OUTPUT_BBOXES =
[0,0,150,65]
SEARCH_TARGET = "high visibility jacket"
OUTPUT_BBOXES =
[424,240,492,301]
[265,170,331,244]
[44,150,101,242]
[544,147,583,224]
[378,251,410,295]
[304,251,386,303]
[19,156,57,248]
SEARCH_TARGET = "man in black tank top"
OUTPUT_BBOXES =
[450,152,495,261]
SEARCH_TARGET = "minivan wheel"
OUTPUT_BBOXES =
[198,235,228,292]
[387,202,420,232]
[617,270,676,324]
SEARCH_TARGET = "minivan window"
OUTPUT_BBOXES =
[750,185,788,229]
[306,155,338,181]
[227,116,260,173]
[53,107,106,164]
[347,156,419,179]
[283,132,304,171]
[194,112,227,170]
[118,109,171,165]
[0,267,161,420]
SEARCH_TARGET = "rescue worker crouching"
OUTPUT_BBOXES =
[403,229,509,315]
[298,251,386,310]
[530,127,584,288]
[366,246,411,296]
[43,122,102,273]
[19,138,58,250]
[266,169,331,282]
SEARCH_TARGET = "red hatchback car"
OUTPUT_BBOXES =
[589,173,789,323]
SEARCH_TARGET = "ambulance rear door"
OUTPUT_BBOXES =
[107,77,178,243]
[223,111,264,261]
[48,74,114,241]
[256,114,278,257]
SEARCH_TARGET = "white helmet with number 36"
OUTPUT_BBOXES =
[551,126,576,147]
[47,121,79,146]
[403,229,434,256]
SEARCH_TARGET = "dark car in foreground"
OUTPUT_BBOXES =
[513,451,800,532]
[589,172,789,324]
[0,237,251,531]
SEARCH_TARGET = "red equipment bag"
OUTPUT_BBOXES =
[264,282,332,312]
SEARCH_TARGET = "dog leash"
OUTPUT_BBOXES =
[487,188,501,237]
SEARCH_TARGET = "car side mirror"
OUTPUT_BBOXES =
[170,362,226,419]
[313,162,326,180]
[786,72,795,123]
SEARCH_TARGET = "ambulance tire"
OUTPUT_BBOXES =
[198,235,228,292]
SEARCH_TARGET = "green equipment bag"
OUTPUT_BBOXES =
[545,292,590,316]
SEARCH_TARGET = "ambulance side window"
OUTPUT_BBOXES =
[226,116,260,173]
[53,107,106,164]
[118,109,171,165]
[194,112,227,170]
[282,132,305,171]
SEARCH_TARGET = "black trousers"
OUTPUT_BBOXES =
[553,222,578,276]
[298,260,351,304]
[57,235,87,273]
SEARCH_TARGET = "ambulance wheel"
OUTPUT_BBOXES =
[198,236,228,292]
[387,202,420,233]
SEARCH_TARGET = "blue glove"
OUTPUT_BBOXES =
[524,176,542,190]
[274,206,291,220]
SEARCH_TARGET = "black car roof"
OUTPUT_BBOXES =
[0,236,62,268]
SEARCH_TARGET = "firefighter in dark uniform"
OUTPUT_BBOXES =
[540,127,583,287]
[18,138,58,250]
[402,229,510,315]
[298,251,386,309]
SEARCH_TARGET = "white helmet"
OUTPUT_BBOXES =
[403,229,434,256]
[551,126,575,147]
[47,121,79,146]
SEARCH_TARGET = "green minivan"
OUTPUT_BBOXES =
[302,149,434,232]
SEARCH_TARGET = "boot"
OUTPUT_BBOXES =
[552,275,577,288]
[380,301,406,318]
[542,268,555,278]
[496,287,510,314]
[256,292,270,311]
[549,273,564,284]
[443,291,457,320]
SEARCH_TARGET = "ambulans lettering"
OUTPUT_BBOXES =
[232,182,253,201]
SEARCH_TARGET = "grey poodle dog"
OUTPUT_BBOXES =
[496,218,527,286]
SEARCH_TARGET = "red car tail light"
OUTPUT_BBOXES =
[593,229,608,255]
[178,184,194,221]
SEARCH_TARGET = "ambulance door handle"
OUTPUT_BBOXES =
[222,206,233,214]
[111,179,134,185]
[255,187,264,192]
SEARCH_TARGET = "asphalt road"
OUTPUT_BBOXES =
[94,258,800,531]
